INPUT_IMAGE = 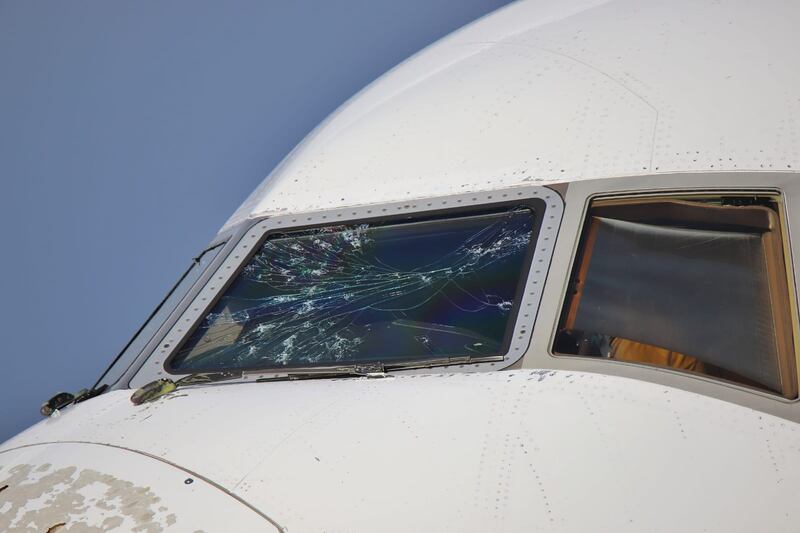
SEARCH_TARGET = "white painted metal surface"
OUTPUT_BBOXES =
[4,0,800,531]
[224,0,800,229]
[5,371,800,532]
[0,443,277,532]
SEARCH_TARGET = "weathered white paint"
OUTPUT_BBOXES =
[0,442,277,532]
[3,371,800,532]
[5,0,800,530]
[224,0,800,229]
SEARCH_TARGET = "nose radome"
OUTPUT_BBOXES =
[0,442,282,532]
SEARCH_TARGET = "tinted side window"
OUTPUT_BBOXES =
[554,196,797,398]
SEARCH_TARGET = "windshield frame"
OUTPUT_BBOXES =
[129,186,564,387]
[96,241,228,391]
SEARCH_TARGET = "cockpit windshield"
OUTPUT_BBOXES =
[167,207,538,372]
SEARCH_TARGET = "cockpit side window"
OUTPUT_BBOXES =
[554,194,798,398]
[166,206,540,373]
[94,244,224,389]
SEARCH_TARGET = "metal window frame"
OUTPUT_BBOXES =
[95,242,229,391]
[129,185,564,388]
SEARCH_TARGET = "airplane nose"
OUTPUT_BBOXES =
[0,442,282,532]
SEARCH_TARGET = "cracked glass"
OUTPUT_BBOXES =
[168,207,537,372]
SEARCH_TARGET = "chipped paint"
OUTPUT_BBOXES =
[0,463,176,533]
[0,443,280,532]
[5,0,800,530]
[4,372,799,531]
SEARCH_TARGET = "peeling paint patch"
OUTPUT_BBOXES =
[0,463,177,532]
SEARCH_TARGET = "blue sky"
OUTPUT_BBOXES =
[0,1,510,442]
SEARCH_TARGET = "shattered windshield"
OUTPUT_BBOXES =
[168,207,537,372]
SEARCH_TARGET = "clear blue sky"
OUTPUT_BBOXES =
[0,1,510,442]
